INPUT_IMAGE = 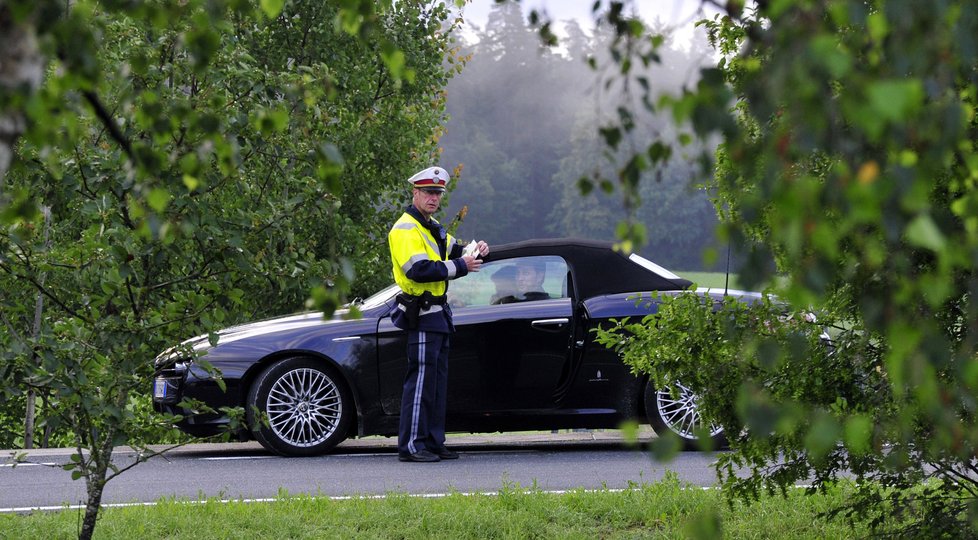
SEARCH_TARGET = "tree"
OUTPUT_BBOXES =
[580,0,978,535]
[443,2,585,243]
[0,1,457,539]
[550,113,720,270]
[442,1,722,266]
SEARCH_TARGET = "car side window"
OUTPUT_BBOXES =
[447,256,568,308]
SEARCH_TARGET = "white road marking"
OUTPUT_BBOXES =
[0,489,611,514]
[0,485,816,514]
[198,453,391,461]
[198,456,277,461]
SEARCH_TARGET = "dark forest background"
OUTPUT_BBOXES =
[438,3,723,271]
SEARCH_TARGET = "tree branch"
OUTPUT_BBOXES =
[0,260,91,324]
[81,90,134,164]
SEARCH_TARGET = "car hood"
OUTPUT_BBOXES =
[156,309,358,365]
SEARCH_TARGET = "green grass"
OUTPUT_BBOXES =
[676,271,741,290]
[0,479,862,539]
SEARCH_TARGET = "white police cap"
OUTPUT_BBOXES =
[408,166,450,191]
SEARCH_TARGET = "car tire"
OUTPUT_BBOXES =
[644,380,727,450]
[247,357,353,456]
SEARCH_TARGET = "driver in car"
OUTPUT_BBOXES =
[491,260,550,303]
[513,260,550,302]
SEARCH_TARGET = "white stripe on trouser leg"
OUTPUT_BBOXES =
[408,332,426,455]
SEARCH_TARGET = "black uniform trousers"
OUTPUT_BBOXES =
[398,330,450,456]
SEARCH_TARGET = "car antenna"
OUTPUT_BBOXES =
[724,241,731,296]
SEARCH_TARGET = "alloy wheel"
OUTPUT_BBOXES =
[655,382,723,440]
[265,367,343,448]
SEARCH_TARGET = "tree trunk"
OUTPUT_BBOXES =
[79,469,107,540]
[0,8,44,187]
[24,391,35,449]
[24,206,51,449]
[42,411,52,448]
[77,424,117,540]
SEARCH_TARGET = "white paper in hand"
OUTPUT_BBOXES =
[462,240,479,258]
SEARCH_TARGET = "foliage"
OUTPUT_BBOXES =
[240,0,462,299]
[594,291,907,522]
[580,0,978,536]
[0,477,865,539]
[600,286,978,536]
[0,0,457,538]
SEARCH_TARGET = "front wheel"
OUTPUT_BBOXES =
[645,380,726,450]
[247,357,352,456]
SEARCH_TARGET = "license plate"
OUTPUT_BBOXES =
[153,378,168,399]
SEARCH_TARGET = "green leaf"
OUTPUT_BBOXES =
[867,79,924,122]
[647,142,672,164]
[684,505,722,539]
[576,177,594,195]
[904,214,946,252]
[182,174,200,191]
[599,127,622,150]
[0,187,39,224]
[315,143,345,192]
[380,42,406,81]
[147,188,171,213]
[648,430,681,462]
[867,12,889,42]
[253,108,290,134]
[810,35,851,79]
[803,412,841,463]
[260,0,285,19]
[843,414,872,455]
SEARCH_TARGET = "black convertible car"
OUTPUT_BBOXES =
[153,238,751,456]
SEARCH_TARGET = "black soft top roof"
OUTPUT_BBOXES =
[483,238,693,299]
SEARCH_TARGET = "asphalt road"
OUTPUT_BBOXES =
[0,431,724,512]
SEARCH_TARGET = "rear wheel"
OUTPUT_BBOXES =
[247,357,352,456]
[645,380,726,450]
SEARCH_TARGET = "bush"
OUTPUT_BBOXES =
[596,289,978,536]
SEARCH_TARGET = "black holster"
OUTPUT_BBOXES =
[397,291,446,330]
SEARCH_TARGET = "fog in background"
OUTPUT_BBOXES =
[439,1,727,271]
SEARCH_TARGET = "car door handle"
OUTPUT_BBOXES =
[531,318,569,330]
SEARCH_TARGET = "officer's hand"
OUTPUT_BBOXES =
[476,241,489,257]
[462,255,482,272]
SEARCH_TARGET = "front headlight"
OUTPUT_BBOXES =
[154,332,213,369]
[154,347,182,369]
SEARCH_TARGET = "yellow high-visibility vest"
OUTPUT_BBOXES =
[388,212,460,297]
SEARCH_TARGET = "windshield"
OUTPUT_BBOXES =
[628,253,683,280]
[357,284,400,310]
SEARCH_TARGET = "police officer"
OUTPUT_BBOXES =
[388,166,489,462]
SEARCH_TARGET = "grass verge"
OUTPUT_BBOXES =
[678,271,741,291]
[1,477,861,539]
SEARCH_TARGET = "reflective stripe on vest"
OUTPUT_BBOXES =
[388,213,454,297]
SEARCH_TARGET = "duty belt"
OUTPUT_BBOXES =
[396,292,447,308]
[396,291,447,329]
